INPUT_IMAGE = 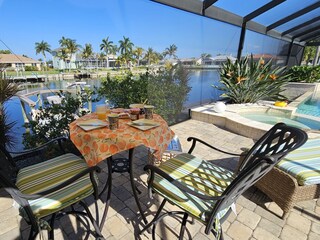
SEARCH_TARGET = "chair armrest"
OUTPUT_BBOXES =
[187,137,241,156]
[18,165,101,200]
[144,164,224,201]
[9,137,68,161]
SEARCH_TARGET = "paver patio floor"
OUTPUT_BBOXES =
[1,119,319,239]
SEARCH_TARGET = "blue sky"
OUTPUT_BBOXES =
[0,0,278,60]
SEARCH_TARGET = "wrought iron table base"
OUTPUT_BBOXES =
[98,148,148,231]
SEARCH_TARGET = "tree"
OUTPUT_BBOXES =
[97,52,106,68]
[56,48,69,70]
[59,37,81,71]
[144,47,160,65]
[119,36,134,67]
[303,46,317,65]
[201,53,212,59]
[0,50,11,54]
[163,44,178,59]
[100,37,114,68]
[35,40,51,71]
[81,43,94,69]
[133,47,144,66]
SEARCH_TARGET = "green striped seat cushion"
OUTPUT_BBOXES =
[16,153,96,219]
[276,138,320,186]
[152,153,235,222]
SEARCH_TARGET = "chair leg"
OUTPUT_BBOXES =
[28,228,38,240]
[178,213,189,240]
[49,213,56,240]
[139,199,167,235]
[79,201,104,239]
[99,157,113,230]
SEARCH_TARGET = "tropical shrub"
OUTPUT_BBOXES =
[98,63,191,124]
[214,55,291,103]
[288,65,320,83]
[146,64,191,124]
[98,71,148,108]
[23,91,90,148]
[25,66,38,71]
[0,76,20,148]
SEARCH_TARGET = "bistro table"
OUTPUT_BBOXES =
[69,113,175,228]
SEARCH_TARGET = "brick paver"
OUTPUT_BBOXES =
[0,119,319,239]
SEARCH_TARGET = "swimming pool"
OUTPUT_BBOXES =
[297,98,320,117]
[241,113,320,130]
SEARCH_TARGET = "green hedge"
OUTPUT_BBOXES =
[288,65,320,83]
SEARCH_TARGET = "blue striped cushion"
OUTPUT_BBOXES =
[16,153,96,218]
[277,138,320,186]
[152,153,235,221]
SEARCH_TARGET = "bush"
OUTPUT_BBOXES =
[214,55,291,103]
[23,92,90,148]
[288,65,320,83]
[99,71,148,108]
[98,63,191,124]
[24,66,38,71]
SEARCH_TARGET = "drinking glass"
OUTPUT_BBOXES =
[144,105,154,119]
[108,113,119,130]
[96,104,107,120]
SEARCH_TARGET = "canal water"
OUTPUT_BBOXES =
[5,70,222,150]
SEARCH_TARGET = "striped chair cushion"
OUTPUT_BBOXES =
[16,153,96,218]
[152,153,235,221]
[277,138,320,186]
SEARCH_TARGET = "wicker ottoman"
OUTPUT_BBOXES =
[255,167,320,218]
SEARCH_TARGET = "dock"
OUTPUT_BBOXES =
[7,75,46,83]
[17,89,78,123]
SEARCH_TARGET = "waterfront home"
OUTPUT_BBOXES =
[52,48,117,70]
[196,55,237,67]
[0,54,41,71]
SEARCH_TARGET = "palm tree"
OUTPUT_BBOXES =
[97,52,106,68]
[164,44,178,59]
[201,53,212,59]
[59,36,69,48]
[56,48,69,70]
[100,37,114,68]
[119,36,134,67]
[35,41,51,71]
[144,47,156,66]
[133,47,144,66]
[81,43,93,69]
[59,37,81,71]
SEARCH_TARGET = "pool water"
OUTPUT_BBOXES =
[297,98,320,117]
[241,113,320,130]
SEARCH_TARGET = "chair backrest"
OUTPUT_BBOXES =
[206,123,307,234]
[0,144,19,183]
[237,122,308,173]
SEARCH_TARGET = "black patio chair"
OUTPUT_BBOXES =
[0,137,105,240]
[140,123,308,239]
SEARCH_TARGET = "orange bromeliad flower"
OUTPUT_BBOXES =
[226,71,233,77]
[259,74,265,80]
[259,59,265,65]
[236,76,247,84]
[269,74,277,80]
